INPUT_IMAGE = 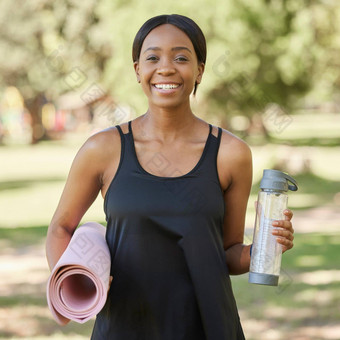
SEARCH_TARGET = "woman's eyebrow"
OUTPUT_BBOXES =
[172,46,192,53]
[143,46,192,54]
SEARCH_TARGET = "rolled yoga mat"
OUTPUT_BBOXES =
[46,222,111,325]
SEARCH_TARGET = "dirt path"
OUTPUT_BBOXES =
[292,204,340,233]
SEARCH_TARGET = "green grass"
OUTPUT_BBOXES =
[0,225,47,248]
[265,113,340,146]
[292,173,340,196]
[283,232,340,271]
[231,232,340,339]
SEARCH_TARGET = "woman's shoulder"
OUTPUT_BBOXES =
[75,126,123,164]
[83,126,120,150]
[217,126,252,165]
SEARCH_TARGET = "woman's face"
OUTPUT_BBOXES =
[134,24,204,109]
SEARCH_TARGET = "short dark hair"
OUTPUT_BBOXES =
[132,14,207,95]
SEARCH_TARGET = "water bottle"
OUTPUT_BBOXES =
[249,169,298,286]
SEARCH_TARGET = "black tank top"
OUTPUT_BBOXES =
[91,121,245,340]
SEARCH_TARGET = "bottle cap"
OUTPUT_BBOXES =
[260,169,298,192]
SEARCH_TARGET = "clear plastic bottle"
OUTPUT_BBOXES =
[249,169,298,286]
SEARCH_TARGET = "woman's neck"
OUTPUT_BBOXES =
[139,103,199,142]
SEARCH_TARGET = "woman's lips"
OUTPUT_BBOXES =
[152,83,182,93]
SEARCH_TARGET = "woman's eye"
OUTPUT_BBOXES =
[175,56,188,62]
[146,56,158,61]
[175,56,189,62]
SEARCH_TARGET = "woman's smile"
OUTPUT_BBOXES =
[152,82,182,94]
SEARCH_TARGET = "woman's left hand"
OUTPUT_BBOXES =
[272,209,294,253]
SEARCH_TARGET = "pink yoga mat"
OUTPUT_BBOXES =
[47,222,111,325]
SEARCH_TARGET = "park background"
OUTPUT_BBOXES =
[0,0,339,339]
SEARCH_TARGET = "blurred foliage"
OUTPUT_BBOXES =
[0,0,339,141]
[205,0,340,118]
[0,0,111,98]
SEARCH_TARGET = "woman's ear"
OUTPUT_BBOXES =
[134,61,141,83]
[196,62,205,84]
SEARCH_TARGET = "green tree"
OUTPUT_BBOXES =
[0,0,113,143]
[202,0,340,134]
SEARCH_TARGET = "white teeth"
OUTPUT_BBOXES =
[154,84,179,90]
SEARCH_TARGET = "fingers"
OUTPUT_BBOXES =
[284,209,293,221]
[272,226,294,240]
[272,219,294,233]
[275,233,294,252]
[272,215,294,253]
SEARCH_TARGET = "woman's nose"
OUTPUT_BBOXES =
[157,59,176,75]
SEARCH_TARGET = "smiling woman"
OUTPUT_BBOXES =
[133,23,205,110]
[46,14,296,340]
[132,14,206,96]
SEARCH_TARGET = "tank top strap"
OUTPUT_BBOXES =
[114,121,141,176]
[115,124,126,154]
[204,125,222,155]
[115,124,124,137]
[216,126,222,146]
[196,125,223,185]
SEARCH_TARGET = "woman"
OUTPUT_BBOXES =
[46,14,295,340]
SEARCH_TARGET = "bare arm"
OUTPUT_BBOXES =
[46,129,119,270]
[218,132,253,275]
[218,130,295,275]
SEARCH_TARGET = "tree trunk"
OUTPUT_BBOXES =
[24,93,47,144]
[248,113,271,140]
